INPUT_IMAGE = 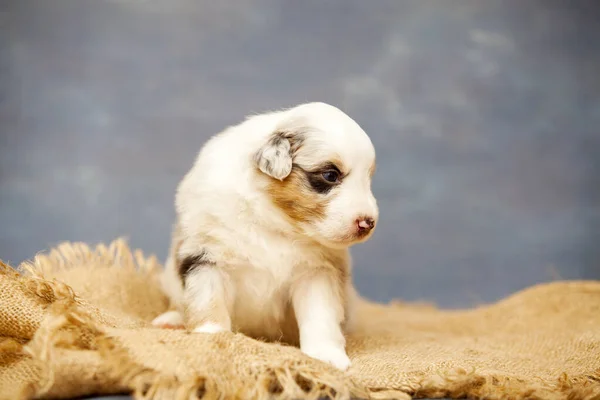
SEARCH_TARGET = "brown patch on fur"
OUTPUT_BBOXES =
[266,166,330,226]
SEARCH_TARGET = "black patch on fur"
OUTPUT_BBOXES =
[178,250,215,283]
[262,158,271,172]
[315,162,342,175]
[269,132,286,147]
[296,162,343,195]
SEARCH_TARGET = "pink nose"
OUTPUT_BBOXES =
[356,217,375,233]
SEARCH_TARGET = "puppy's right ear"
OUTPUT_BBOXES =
[253,131,302,181]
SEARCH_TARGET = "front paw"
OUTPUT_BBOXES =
[192,322,230,334]
[301,343,351,371]
[151,310,185,329]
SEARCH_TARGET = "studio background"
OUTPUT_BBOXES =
[1,0,599,308]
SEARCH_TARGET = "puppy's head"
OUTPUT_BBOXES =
[253,102,378,248]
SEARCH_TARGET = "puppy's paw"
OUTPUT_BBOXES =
[301,343,351,371]
[151,310,185,329]
[192,322,229,334]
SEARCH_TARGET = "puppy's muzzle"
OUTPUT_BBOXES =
[356,216,375,236]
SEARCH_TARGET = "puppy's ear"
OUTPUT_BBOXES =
[253,131,302,181]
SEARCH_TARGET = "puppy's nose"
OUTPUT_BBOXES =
[356,217,375,233]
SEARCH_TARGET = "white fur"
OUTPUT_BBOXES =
[185,267,233,330]
[153,102,378,370]
[151,310,184,327]
[193,322,228,334]
[292,273,350,370]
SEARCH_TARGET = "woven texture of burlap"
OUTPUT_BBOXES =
[0,239,599,400]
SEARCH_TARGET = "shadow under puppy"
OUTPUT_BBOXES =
[152,102,378,370]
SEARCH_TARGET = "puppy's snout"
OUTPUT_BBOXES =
[356,216,375,234]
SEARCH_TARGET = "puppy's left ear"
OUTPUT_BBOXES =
[253,131,302,181]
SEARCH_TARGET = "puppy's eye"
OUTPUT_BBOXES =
[322,170,340,183]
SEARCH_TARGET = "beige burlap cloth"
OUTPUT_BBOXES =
[0,239,599,400]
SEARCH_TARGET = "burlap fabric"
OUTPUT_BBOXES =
[0,239,599,400]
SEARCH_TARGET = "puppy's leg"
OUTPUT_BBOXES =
[152,310,185,329]
[184,266,232,334]
[291,271,351,371]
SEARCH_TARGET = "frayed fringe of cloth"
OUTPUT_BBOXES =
[0,239,599,400]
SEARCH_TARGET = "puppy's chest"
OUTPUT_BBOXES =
[221,229,303,276]
[223,238,306,306]
[227,246,299,300]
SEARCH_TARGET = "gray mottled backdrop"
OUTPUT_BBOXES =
[1,0,599,307]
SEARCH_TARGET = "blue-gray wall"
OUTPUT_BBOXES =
[1,0,599,307]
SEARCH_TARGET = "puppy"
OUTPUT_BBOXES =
[152,102,378,371]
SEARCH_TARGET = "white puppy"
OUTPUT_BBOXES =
[152,102,378,371]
